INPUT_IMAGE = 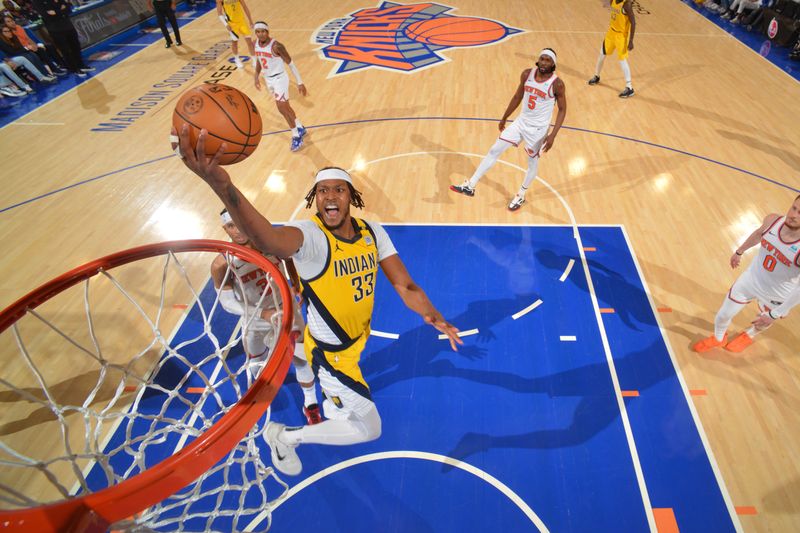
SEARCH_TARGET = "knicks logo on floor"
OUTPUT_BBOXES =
[312,1,523,76]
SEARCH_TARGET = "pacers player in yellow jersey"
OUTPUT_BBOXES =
[588,0,636,98]
[174,126,463,476]
[216,0,255,69]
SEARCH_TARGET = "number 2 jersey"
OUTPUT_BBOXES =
[747,216,800,302]
[287,215,397,346]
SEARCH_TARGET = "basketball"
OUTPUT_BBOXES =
[172,84,262,165]
[404,17,507,47]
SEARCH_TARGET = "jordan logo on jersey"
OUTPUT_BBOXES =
[312,1,523,77]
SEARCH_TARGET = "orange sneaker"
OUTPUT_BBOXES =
[725,332,754,353]
[693,334,727,353]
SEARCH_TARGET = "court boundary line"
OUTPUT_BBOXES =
[619,225,744,532]
[245,451,550,532]
[346,150,657,529]
[3,115,796,215]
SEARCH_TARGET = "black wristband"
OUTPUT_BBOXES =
[735,251,743,256]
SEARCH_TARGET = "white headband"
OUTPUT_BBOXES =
[220,211,233,225]
[539,49,556,65]
[314,168,352,185]
[253,22,268,30]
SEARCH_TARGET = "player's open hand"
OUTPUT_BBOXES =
[298,84,307,97]
[729,252,742,269]
[751,312,774,330]
[542,133,556,152]
[172,125,231,191]
[498,118,507,132]
[254,76,261,90]
[425,313,463,351]
[628,40,634,51]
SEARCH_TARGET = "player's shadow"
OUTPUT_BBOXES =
[633,93,791,146]
[77,77,115,113]
[443,338,680,468]
[363,292,540,392]
[409,133,482,205]
[715,129,800,173]
[555,153,683,196]
[299,106,427,146]
[536,249,656,331]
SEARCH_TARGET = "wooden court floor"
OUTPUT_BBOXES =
[0,0,798,530]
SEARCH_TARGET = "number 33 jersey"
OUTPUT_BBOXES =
[288,215,397,346]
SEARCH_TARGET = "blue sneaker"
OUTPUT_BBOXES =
[297,126,307,139]
[291,136,304,152]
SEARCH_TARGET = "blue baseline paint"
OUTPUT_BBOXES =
[87,226,736,531]
[2,116,797,215]
[580,226,736,530]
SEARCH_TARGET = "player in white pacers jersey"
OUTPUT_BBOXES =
[694,195,800,353]
[211,209,322,424]
[252,21,308,152]
[451,48,567,211]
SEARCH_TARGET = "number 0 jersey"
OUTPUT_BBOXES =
[747,216,800,301]
[288,215,397,347]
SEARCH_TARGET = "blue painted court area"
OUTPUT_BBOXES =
[91,225,738,532]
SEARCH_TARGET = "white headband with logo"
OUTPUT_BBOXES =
[253,22,268,30]
[220,211,233,225]
[315,168,352,184]
[539,49,557,65]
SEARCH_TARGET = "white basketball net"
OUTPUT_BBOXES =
[0,247,291,532]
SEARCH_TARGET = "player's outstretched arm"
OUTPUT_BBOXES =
[175,125,303,258]
[380,255,462,351]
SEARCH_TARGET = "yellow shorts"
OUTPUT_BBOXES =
[305,329,374,416]
[227,19,251,40]
[603,29,630,60]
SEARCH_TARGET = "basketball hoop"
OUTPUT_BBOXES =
[0,240,295,532]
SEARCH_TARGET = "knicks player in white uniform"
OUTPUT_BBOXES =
[252,21,308,152]
[451,48,567,211]
[211,209,323,424]
[694,195,800,353]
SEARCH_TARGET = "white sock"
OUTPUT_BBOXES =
[468,138,511,189]
[714,297,747,341]
[291,127,299,137]
[595,53,606,76]
[518,153,540,196]
[302,385,318,407]
[295,119,303,129]
[620,59,632,88]
[280,405,381,446]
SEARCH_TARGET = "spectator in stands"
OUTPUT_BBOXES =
[0,38,55,85]
[4,0,39,23]
[0,22,61,77]
[0,69,26,95]
[705,0,734,14]
[0,59,31,93]
[30,0,94,77]
[722,0,763,23]
[3,14,66,74]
